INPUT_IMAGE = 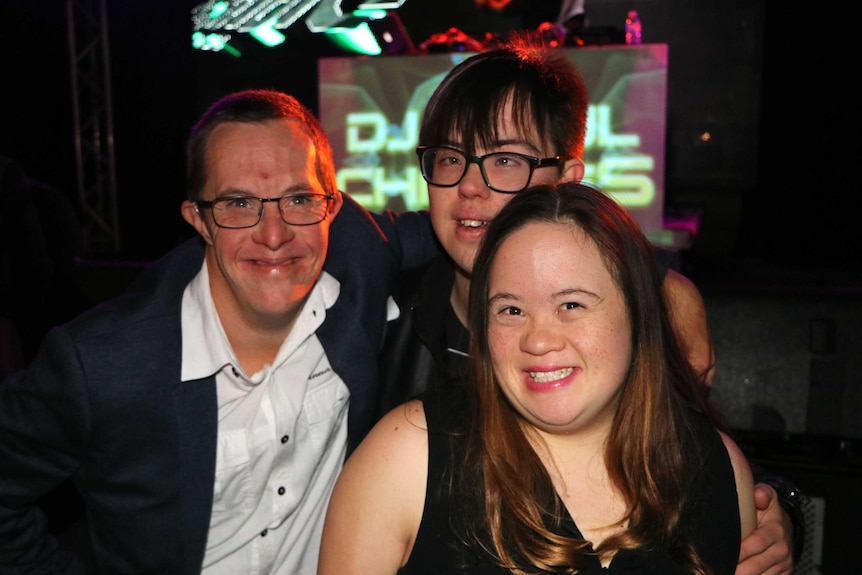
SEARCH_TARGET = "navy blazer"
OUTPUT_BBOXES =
[0,196,439,574]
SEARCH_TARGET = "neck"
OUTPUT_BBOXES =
[220,306,298,376]
[450,271,471,328]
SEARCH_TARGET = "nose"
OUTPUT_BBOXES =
[520,317,566,356]
[457,162,492,199]
[254,201,294,248]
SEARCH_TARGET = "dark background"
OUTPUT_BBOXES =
[3,0,860,275]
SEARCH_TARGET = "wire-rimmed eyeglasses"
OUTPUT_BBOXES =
[195,193,334,229]
[416,146,563,194]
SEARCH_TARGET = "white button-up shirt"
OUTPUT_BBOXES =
[181,260,349,574]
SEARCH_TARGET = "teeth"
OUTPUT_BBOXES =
[459,219,486,228]
[529,368,574,383]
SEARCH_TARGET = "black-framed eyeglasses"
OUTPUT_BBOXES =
[195,193,334,229]
[416,146,563,194]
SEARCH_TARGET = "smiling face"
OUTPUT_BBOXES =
[426,102,582,282]
[486,221,632,436]
[182,119,342,331]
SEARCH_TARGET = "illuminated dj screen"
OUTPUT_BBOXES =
[319,44,668,236]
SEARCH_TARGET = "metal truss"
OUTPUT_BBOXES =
[66,0,120,254]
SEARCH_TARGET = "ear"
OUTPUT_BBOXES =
[559,158,585,183]
[327,190,344,220]
[181,200,215,245]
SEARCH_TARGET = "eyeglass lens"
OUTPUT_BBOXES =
[420,147,533,193]
[211,194,329,228]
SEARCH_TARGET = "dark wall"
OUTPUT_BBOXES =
[2,0,76,204]
[743,1,861,267]
[1,0,199,261]
[106,0,201,259]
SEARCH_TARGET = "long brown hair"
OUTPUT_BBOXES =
[451,182,724,574]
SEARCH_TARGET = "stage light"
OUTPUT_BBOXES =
[191,0,324,37]
[323,10,414,55]
[325,21,381,55]
[190,0,414,53]
[249,18,286,47]
[191,31,241,57]
[356,1,408,9]
[208,1,229,19]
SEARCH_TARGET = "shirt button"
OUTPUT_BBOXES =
[277,486,286,496]
[231,367,240,377]
[281,435,289,444]
[260,529,268,537]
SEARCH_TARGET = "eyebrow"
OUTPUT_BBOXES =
[213,184,316,199]
[492,138,543,154]
[555,287,601,301]
[488,287,600,304]
[442,138,544,156]
[488,292,519,305]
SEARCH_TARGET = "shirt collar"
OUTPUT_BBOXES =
[180,259,340,382]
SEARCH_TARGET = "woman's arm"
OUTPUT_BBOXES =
[318,400,428,575]
[719,431,756,538]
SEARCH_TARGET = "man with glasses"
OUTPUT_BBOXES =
[415,146,564,194]
[194,194,335,229]
[377,38,801,575]
[0,89,438,574]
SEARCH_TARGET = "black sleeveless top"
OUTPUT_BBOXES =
[400,388,742,575]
